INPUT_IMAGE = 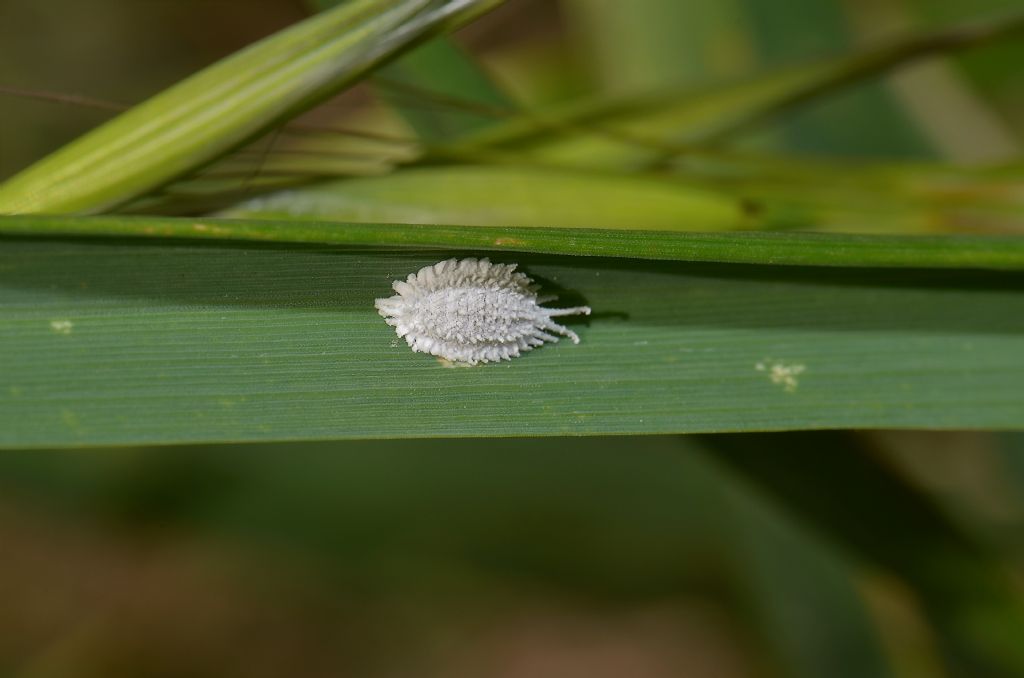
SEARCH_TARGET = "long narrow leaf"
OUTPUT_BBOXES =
[373,37,514,141]
[0,0,503,215]
[459,10,1024,168]
[2,240,1023,447]
[4,214,1024,269]
[220,165,746,231]
[219,160,1024,235]
[708,432,1024,676]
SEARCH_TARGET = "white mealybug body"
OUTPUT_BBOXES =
[375,258,591,364]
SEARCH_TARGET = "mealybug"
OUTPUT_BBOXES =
[375,258,591,364]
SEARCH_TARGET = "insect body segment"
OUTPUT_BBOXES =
[375,258,591,364]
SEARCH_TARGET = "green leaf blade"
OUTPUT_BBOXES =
[374,37,514,141]
[0,0,503,215]
[219,165,747,231]
[5,214,1024,270]
[462,10,1024,169]
[2,240,1023,447]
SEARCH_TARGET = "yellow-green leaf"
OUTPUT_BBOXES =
[0,0,503,215]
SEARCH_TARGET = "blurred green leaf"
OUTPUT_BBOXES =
[739,0,931,156]
[564,0,753,92]
[859,0,1024,146]
[217,157,1024,235]
[0,435,898,677]
[219,165,745,231]
[708,432,1024,677]
[0,0,504,215]
[314,0,513,141]
[459,10,1024,168]
[716,456,895,678]
[373,37,515,141]
[665,152,1024,234]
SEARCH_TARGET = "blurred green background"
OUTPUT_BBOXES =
[2,0,1024,676]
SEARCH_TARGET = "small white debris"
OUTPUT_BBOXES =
[757,359,806,392]
[49,319,74,335]
[375,258,591,365]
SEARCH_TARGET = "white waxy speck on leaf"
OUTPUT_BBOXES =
[375,258,591,365]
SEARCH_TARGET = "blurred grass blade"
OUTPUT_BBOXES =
[666,152,1024,234]
[220,165,746,231]
[563,0,753,93]
[708,432,1024,676]
[0,0,503,215]
[738,0,929,157]
[6,214,1024,268]
[459,10,1024,168]
[315,0,513,140]
[374,37,515,141]
[219,159,1024,235]
[709,447,896,678]
[2,239,1024,447]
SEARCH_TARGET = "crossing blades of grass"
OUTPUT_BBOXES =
[455,10,1024,168]
[0,0,504,215]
